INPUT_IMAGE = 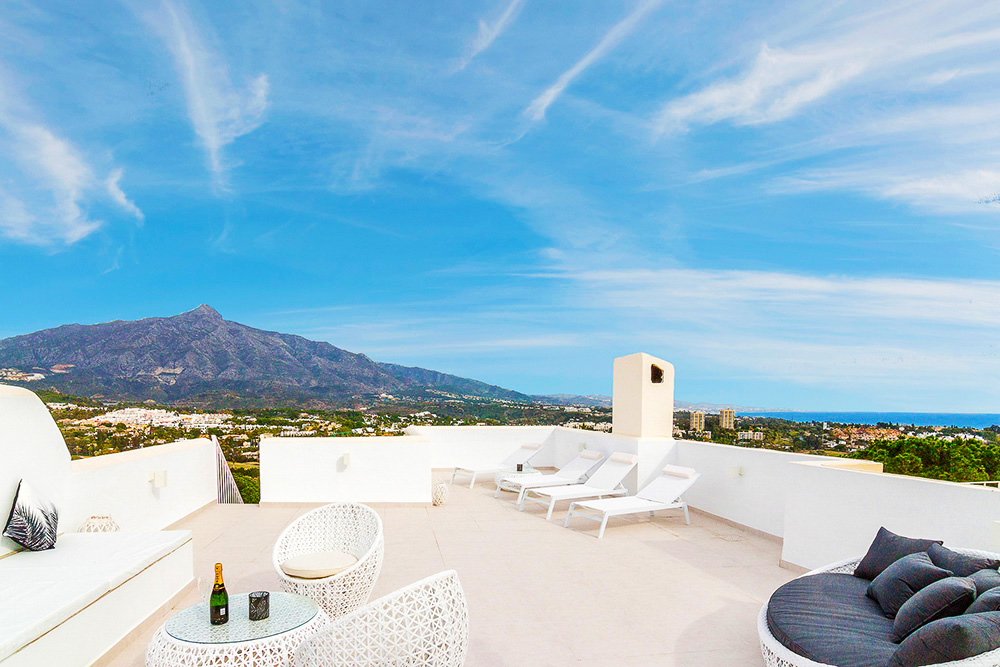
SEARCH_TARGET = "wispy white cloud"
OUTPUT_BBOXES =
[456,0,526,71]
[657,43,870,132]
[775,166,1000,213]
[530,262,1000,406]
[0,111,143,245]
[105,168,145,222]
[149,0,269,187]
[656,1,1000,133]
[525,0,661,122]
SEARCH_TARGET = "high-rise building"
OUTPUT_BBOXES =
[690,411,705,432]
[720,408,735,430]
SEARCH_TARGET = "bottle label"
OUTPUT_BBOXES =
[220,608,226,616]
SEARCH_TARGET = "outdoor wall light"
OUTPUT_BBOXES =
[147,470,168,488]
[727,466,744,480]
[341,453,351,467]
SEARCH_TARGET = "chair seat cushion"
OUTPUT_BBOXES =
[767,573,897,667]
[281,550,358,579]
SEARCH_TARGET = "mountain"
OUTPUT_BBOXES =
[0,305,533,407]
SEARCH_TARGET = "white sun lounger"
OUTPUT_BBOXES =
[494,449,605,502]
[451,443,543,488]
[564,464,700,538]
[519,453,638,520]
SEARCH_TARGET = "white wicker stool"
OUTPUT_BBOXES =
[78,515,120,533]
[432,482,449,506]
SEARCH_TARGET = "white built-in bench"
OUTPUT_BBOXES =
[0,385,194,666]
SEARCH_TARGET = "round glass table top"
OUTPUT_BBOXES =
[165,592,318,644]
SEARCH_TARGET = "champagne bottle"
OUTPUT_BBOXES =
[210,562,229,625]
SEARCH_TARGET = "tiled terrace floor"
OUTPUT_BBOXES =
[113,471,795,666]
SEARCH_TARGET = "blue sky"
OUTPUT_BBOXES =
[1,0,999,411]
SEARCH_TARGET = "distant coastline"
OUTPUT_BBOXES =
[754,411,1000,429]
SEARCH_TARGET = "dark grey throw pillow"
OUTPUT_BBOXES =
[892,577,977,642]
[868,552,953,618]
[855,527,944,580]
[967,587,1000,615]
[2,479,59,551]
[888,612,1000,667]
[928,543,1000,577]
[970,569,1000,596]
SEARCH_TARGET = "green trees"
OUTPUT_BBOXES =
[230,466,260,503]
[852,437,998,482]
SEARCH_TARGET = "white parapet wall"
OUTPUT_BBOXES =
[66,439,217,532]
[406,425,559,469]
[782,461,1000,570]
[260,436,432,503]
[671,439,849,539]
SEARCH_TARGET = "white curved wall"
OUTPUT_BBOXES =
[0,385,73,555]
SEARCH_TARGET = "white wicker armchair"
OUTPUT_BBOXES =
[759,548,1000,667]
[293,570,469,667]
[273,503,384,620]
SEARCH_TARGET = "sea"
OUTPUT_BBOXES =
[752,412,1000,429]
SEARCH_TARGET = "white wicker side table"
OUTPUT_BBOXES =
[146,592,327,666]
[494,468,542,493]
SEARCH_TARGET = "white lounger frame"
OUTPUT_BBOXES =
[519,453,638,520]
[451,443,542,488]
[564,465,700,538]
[494,449,605,503]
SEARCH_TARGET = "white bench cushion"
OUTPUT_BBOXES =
[0,530,191,661]
[280,550,358,579]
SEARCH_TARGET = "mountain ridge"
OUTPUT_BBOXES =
[0,305,533,407]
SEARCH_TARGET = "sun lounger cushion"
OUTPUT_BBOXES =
[609,453,637,465]
[280,550,358,579]
[522,443,542,450]
[579,450,603,460]
[661,465,696,478]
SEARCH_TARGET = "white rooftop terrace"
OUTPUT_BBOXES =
[5,353,1000,666]
[111,474,793,666]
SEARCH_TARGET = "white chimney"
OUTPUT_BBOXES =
[612,353,674,438]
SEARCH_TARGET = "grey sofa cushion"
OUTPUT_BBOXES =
[967,588,1000,615]
[892,577,977,642]
[767,573,897,667]
[868,553,953,618]
[970,569,1000,596]
[855,527,943,581]
[888,612,1000,666]
[927,543,1000,577]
